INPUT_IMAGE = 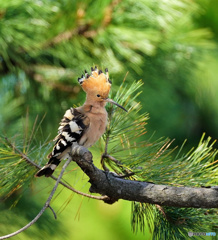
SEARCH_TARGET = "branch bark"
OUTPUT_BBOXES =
[70,145,218,208]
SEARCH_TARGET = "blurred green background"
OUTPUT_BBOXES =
[0,0,218,239]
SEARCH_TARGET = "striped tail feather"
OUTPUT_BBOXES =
[35,157,61,177]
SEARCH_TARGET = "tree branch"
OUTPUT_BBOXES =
[70,145,218,208]
[5,138,107,201]
[1,143,217,239]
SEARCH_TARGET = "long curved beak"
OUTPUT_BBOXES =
[105,98,128,112]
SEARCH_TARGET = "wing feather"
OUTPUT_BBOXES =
[49,107,90,159]
[35,107,90,177]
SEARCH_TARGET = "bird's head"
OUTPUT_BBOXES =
[78,67,127,112]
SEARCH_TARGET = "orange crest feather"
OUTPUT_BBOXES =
[78,67,111,98]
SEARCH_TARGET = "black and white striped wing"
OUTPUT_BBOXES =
[50,108,89,158]
[35,108,89,177]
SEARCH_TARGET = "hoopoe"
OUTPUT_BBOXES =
[35,66,127,177]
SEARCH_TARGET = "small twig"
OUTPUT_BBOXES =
[48,205,57,219]
[101,154,110,172]
[101,124,111,171]
[5,138,107,200]
[51,175,107,200]
[155,204,167,219]
[103,154,135,177]
[0,158,72,240]
[104,154,122,165]
[114,172,135,179]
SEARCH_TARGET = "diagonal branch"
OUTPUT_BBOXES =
[70,145,218,208]
[0,158,72,240]
[4,138,107,201]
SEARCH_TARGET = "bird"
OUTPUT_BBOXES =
[35,66,127,177]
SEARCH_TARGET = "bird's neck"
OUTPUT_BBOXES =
[83,95,107,114]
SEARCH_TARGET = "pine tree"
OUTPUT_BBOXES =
[0,0,218,239]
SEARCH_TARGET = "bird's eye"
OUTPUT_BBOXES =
[97,94,101,97]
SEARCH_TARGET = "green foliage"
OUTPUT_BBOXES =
[1,0,218,239]
[0,143,34,200]
[131,202,154,233]
[0,117,51,201]
[101,80,217,188]
[0,0,218,144]
[99,80,218,239]
[153,207,218,240]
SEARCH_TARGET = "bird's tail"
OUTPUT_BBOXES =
[35,157,61,177]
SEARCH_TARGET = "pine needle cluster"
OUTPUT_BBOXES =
[0,80,217,239]
[97,80,218,239]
